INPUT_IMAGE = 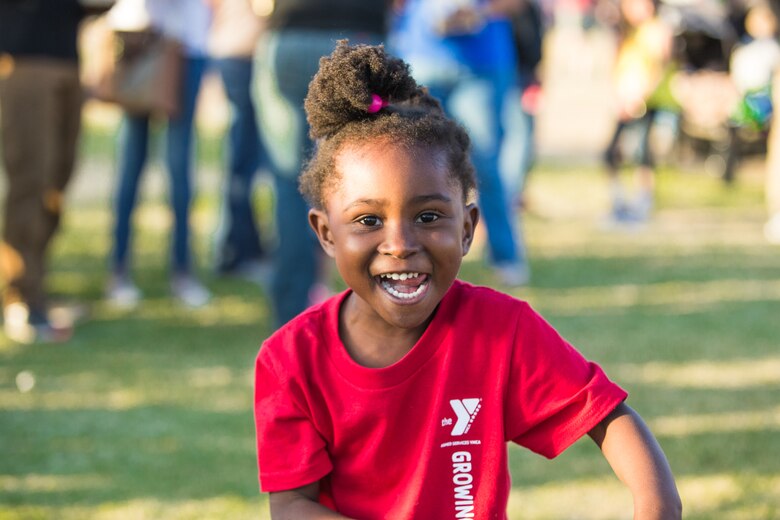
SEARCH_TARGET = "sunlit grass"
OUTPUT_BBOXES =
[617,357,780,390]
[525,279,780,316]
[506,473,780,519]
[2,150,779,518]
[651,406,780,436]
[0,497,268,520]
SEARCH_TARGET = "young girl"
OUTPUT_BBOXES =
[603,0,674,224]
[254,42,681,519]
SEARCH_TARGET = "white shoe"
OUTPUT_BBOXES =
[494,262,531,287]
[764,213,780,244]
[171,275,211,308]
[106,275,142,309]
[3,302,72,344]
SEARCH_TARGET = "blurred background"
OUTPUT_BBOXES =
[1,0,779,518]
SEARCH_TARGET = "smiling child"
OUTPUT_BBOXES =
[253,41,681,520]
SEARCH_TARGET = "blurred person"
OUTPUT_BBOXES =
[0,0,107,343]
[727,3,778,185]
[602,0,673,224]
[391,0,531,286]
[105,0,213,309]
[746,2,780,242]
[500,0,545,211]
[207,0,270,282]
[253,0,392,327]
[729,3,779,116]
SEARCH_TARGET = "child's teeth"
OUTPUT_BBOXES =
[381,272,419,280]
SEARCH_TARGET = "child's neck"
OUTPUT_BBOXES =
[342,331,416,368]
[338,296,432,369]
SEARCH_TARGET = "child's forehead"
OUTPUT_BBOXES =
[330,140,461,199]
[335,139,449,177]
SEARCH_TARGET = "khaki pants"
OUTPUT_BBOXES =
[0,56,82,311]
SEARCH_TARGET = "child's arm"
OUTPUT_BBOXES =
[269,483,354,520]
[588,403,682,520]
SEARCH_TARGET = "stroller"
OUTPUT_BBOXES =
[667,0,769,182]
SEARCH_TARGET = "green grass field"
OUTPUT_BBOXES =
[1,146,779,519]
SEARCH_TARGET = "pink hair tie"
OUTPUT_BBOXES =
[367,93,388,114]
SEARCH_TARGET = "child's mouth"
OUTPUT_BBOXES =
[377,272,429,301]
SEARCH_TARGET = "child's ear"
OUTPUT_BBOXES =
[308,208,337,258]
[461,203,479,256]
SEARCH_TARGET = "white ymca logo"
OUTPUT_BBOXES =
[448,398,482,436]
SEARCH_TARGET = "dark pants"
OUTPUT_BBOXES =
[111,55,206,275]
[0,57,82,311]
[212,57,265,272]
[604,109,657,170]
[255,30,382,326]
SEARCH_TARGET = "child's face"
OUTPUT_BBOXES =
[746,6,777,40]
[309,140,478,333]
[621,0,654,26]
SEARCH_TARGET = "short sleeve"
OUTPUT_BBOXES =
[254,346,333,492]
[504,305,627,458]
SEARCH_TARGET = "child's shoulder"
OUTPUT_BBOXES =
[439,280,547,345]
[258,291,346,367]
[448,279,533,317]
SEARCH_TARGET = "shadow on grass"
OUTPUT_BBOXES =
[3,405,259,507]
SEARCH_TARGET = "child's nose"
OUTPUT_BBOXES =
[378,222,420,259]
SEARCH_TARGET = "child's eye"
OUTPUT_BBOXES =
[417,212,440,224]
[357,215,381,227]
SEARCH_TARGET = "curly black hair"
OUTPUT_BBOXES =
[300,41,477,210]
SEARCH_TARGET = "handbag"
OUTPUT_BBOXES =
[88,27,184,117]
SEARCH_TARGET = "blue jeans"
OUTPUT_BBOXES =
[499,86,535,206]
[212,57,265,272]
[406,60,521,265]
[112,55,207,275]
[254,29,383,326]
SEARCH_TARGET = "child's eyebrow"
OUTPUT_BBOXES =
[343,194,452,213]
[343,198,386,212]
[412,194,453,204]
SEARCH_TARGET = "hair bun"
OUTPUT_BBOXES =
[304,41,420,140]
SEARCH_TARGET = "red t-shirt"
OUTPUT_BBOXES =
[254,280,627,519]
